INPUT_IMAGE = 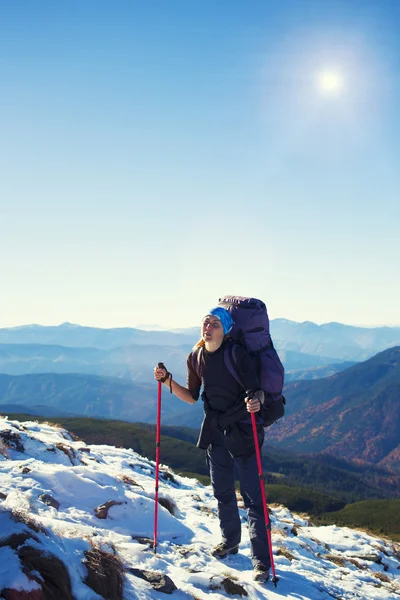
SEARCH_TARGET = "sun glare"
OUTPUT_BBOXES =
[318,70,343,93]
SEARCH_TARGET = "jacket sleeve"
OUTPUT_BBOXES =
[186,351,202,401]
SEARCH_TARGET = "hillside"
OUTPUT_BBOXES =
[0,416,399,599]
[0,372,191,423]
[267,347,400,472]
[2,414,399,503]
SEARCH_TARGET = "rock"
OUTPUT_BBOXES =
[158,496,177,515]
[128,568,177,594]
[160,470,178,484]
[95,500,123,519]
[349,553,382,564]
[39,494,60,510]
[0,589,43,599]
[0,430,24,453]
[220,577,248,597]
[132,536,153,547]
[0,533,36,550]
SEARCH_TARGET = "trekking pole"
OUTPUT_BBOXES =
[247,390,279,586]
[153,362,165,554]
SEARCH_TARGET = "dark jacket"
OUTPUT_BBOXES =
[187,340,264,457]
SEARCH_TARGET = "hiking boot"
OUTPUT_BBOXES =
[211,542,239,558]
[254,564,270,583]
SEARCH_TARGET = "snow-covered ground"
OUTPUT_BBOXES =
[0,416,399,599]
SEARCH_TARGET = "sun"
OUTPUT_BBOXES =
[318,70,343,93]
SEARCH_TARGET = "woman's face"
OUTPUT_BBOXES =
[201,315,224,344]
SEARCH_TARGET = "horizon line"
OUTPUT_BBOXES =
[1,319,400,331]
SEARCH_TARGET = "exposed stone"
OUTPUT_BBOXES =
[0,533,37,550]
[198,505,216,517]
[160,470,178,484]
[132,536,153,547]
[220,577,248,597]
[128,568,177,594]
[22,467,31,475]
[95,500,123,519]
[0,430,24,453]
[158,496,177,515]
[39,494,60,510]
[1,589,43,599]
[349,553,382,564]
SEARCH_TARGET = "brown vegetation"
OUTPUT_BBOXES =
[84,546,124,600]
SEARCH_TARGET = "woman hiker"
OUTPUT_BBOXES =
[153,306,271,583]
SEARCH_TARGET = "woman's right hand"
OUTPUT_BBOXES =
[154,365,168,382]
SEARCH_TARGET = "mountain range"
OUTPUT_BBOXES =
[1,320,400,360]
[0,321,399,478]
[0,342,355,383]
[267,346,400,473]
[1,346,399,476]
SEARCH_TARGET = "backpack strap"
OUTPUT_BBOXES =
[190,346,204,381]
[224,342,244,388]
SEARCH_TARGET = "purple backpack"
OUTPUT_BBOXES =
[192,296,285,427]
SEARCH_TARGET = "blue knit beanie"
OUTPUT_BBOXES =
[205,307,234,335]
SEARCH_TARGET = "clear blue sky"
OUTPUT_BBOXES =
[1,0,399,329]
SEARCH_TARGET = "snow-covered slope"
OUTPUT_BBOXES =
[0,417,399,599]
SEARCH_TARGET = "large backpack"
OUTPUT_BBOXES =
[192,295,285,427]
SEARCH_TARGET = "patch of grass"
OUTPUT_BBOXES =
[316,499,400,541]
[264,484,345,515]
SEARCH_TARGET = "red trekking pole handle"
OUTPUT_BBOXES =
[153,361,165,554]
[247,391,279,585]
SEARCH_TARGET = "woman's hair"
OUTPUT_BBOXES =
[193,334,230,349]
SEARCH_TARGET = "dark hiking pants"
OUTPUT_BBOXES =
[206,428,271,569]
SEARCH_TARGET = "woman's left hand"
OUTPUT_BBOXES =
[245,396,261,413]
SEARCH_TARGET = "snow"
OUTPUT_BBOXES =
[0,416,399,599]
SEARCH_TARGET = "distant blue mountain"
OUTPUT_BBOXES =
[1,321,399,361]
